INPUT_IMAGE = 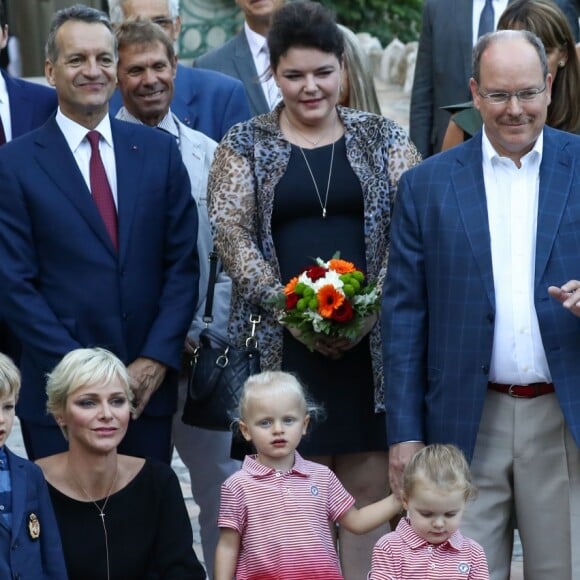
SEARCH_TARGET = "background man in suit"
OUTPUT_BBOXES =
[0,5,199,463]
[383,30,580,580]
[108,0,251,141]
[195,0,284,117]
[115,19,237,577]
[410,0,579,158]
[0,0,57,365]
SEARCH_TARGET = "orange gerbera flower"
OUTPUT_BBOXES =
[317,285,345,318]
[284,276,299,295]
[328,258,356,274]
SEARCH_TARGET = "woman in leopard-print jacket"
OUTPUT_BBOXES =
[208,103,420,413]
[208,2,421,577]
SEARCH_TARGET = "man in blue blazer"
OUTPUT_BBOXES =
[195,0,284,117]
[383,30,580,579]
[107,0,251,141]
[0,5,198,463]
[0,1,58,364]
[0,70,56,139]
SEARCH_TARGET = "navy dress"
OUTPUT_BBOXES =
[272,137,387,455]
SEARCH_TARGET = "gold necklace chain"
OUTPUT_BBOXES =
[297,142,335,219]
[73,468,118,580]
[284,110,338,218]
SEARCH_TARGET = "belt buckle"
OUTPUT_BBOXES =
[507,384,526,398]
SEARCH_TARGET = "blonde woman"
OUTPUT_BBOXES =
[37,348,205,580]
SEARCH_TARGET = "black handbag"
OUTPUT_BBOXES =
[182,252,261,430]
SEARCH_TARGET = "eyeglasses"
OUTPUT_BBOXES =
[151,16,175,30]
[477,84,547,104]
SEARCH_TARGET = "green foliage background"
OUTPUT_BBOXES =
[318,0,424,46]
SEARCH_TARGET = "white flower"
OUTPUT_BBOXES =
[311,269,344,292]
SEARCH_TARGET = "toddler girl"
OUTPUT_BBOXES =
[215,371,401,580]
[369,444,489,579]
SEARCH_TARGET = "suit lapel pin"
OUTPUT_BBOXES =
[27,512,40,540]
[132,145,138,150]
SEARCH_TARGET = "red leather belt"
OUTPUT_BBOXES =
[488,382,555,398]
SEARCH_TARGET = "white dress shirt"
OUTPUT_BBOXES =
[472,0,509,46]
[482,128,552,384]
[244,22,280,110]
[0,72,13,142]
[55,109,118,207]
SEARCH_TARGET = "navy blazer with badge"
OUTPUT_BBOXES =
[109,64,251,142]
[0,447,67,579]
[0,70,57,363]
[382,127,580,461]
[0,116,198,430]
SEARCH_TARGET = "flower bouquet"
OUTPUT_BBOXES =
[276,254,380,350]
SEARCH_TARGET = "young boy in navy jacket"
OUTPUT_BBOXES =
[0,353,67,578]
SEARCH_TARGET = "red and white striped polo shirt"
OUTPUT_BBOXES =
[368,518,489,580]
[218,452,355,580]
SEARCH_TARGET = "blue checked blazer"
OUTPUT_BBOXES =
[382,127,580,461]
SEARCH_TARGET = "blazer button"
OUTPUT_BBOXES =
[486,313,494,323]
[481,365,489,374]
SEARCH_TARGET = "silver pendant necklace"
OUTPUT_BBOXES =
[73,468,118,580]
[284,110,337,218]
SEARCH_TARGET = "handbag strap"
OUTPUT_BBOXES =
[202,252,261,342]
[202,251,219,325]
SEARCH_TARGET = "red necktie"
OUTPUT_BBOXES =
[86,131,118,250]
[0,115,6,146]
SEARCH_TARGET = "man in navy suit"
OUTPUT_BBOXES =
[195,0,284,117]
[107,0,251,141]
[383,30,580,579]
[0,0,57,364]
[0,5,198,464]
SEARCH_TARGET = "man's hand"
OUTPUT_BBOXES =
[389,441,425,500]
[127,357,167,419]
[184,335,197,355]
[548,281,580,318]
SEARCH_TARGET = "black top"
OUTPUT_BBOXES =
[48,459,206,580]
[272,137,387,455]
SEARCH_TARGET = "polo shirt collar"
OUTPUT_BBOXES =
[398,517,464,551]
[242,451,311,478]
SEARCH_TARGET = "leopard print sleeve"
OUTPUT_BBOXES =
[208,121,284,312]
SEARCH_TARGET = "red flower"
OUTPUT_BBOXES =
[330,300,354,322]
[285,293,299,310]
[305,266,327,282]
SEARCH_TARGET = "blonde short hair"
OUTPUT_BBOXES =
[403,443,477,501]
[238,371,322,422]
[0,353,21,401]
[46,347,132,422]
